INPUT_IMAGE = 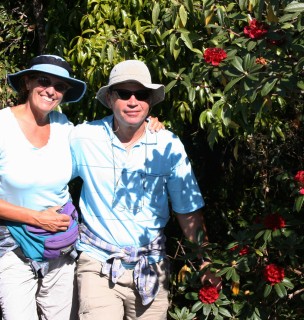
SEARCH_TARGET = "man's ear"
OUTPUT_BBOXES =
[106,91,112,109]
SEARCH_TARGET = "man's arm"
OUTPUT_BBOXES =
[175,209,222,289]
[175,209,208,243]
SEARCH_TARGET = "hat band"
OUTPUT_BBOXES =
[30,64,70,78]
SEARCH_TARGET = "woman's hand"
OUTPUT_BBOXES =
[147,116,165,133]
[34,206,70,232]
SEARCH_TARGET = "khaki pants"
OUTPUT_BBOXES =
[77,252,169,320]
[0,249,77,320]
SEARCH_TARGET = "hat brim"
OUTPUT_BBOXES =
[8,69,86,104]
[96,80,165,108]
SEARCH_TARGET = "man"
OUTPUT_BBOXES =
[70,60,220,320]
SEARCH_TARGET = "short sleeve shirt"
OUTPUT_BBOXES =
[70,115,204,262]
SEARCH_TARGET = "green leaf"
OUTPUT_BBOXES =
[179,5,188,27]
[185,292,199,300]
[225,267,234,280]
[203,304,212,316]
[180,32,193,50]
[190,48,203,54]
[282,277,295,289]
[191,301,203,313]
[263,229,272,242]
[211,304,219,316]
[168,311,179,320]
[218,307,232,317]
[294,195,304,212]
[188,87,196,102]
[231,56,244,72]
[199,111,207,128]
[255,249,264,256]
[224,76,244,93]
[173,40,182,59]
[274,282,287,298]
[216,266,232,277]
[264,284,272,297]
[284,2,304,12]
[224,70,243,77]
[232,301,244,314]
[255,230,265,240]
[297,80,304,90]
[247,40,257,51]
[261,79,278,96]
[231,268,240,282]
[152,2,160,25]
[165,80,177,92]
[243,53,253,70]
[211,99,224,116]
[169,34,177,55]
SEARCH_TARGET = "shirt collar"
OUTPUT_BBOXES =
[104,115,158,146]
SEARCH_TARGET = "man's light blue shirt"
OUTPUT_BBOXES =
[70,115,204,263]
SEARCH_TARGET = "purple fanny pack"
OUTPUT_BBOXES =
[7,202,79,261]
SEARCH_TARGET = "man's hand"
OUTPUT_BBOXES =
[200,261,222,290]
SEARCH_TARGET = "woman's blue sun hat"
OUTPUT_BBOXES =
[7,55,86,103]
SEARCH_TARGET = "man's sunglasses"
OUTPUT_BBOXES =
[32,76,70,93]
[111,89,151,101]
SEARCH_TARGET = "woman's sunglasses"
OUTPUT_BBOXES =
[111,89,151,101]
[31,76,70,93]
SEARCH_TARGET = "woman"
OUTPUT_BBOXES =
[0,55,86,320]
[0,55,164,320]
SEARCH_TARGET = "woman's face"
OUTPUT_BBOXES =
[25,73,70,114]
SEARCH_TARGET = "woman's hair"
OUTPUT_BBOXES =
[17,77,29,104]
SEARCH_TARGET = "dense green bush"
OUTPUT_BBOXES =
[0,2,35,107]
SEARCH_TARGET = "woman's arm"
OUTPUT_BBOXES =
[0,199,70,232]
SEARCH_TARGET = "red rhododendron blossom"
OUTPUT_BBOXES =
[239,246,250,256]
[263,213,286,230]
[244,19,268,39]
[263,264,285,285]
[230,245,238,251]
[294,171,304,185]
[300,188,304,195]
[230,244,250,256]
[198,285,219,304]
[203,48,227,66]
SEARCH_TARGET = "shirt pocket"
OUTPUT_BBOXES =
[143,173,168,195]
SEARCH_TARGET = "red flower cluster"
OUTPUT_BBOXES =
[295,171,304,184]
[239,246,250,256]
[203,48,227,66]
[256,57,267,65]
[198,285,219,304]
[230,244,250,256]
[294,171,304,194]
[263,213,286,230]
[244,19,268,39]
[263,264,285,285]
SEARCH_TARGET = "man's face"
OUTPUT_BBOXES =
[107,82,152,129]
